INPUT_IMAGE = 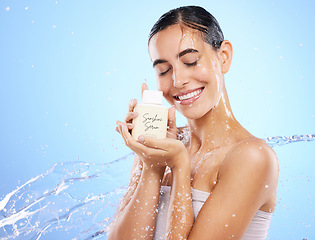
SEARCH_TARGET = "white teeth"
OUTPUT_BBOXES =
[177,89,202,101]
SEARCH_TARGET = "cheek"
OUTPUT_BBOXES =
[194,65,215,84]
[197,60,222,87]
[157,78,166,92]
[195,64,223,107]
[157,78,171,97]
[157,79,175,106]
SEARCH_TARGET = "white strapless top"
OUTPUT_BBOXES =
[153,185,272,240]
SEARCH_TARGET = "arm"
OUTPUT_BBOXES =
[108,154,165,240]
[131,135,195,240]
[114,155,142,216]
[187,140,278,240]
[166,154,194,239]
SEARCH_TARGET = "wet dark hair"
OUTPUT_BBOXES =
[149,6,224,49]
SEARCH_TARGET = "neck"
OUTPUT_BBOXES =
[187,86,251,155]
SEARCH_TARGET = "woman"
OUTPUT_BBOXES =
[109,6,278,240]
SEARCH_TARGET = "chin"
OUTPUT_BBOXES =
[178,105,212,120]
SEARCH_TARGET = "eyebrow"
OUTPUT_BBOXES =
[152,59,167,68]
[178,48,198,58]
[152,48,199,67]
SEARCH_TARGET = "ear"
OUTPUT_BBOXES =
[219,40,233,74]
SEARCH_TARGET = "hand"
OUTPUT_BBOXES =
[116,121,188,169]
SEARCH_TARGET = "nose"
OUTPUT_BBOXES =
[172,69,189,88]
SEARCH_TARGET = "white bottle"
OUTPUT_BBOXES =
[132,90,168,140]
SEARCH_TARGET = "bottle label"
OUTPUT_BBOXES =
[132,105,168,139]
[143,113,163,131]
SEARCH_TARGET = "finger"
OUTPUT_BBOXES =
[167,107,177,139]
[119,122,154,154]
[116,124,133,133]
[120,122,134,130]
[124,112,138,123]
[141,83,148,99]
[117,121,131,146]
[126,123,134,130]
[128,99,137,112]
[116,121,123,134]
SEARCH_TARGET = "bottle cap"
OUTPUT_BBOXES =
[142,90,163,105]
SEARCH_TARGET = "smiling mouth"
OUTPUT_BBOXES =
[173,87,204,102]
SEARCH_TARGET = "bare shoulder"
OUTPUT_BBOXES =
[224,138,277,168]
[220,138,279,186]
[217,138,279,211]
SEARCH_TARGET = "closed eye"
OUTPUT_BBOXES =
[185,61,198,67]
[160,67,171,76]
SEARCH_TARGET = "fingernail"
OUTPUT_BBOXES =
[138,135,145,143]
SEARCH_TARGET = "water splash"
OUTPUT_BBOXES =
[0,135,314,239]
[0,153,134,240]
[264,134,315,148]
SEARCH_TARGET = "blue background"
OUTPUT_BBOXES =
[1,0,314,239]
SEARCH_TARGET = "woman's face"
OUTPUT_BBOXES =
[148,24,225,120]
